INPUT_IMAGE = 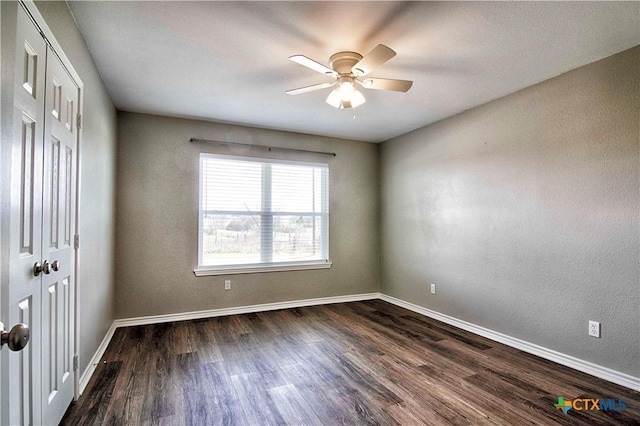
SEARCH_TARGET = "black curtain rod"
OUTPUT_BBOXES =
[189,138,337,157]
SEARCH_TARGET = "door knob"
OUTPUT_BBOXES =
[51,260,60,272]
[33,260,52,276]
[33,262,42,277]
[0,322,30,352]
[33,261,43,276]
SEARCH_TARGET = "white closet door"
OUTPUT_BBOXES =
[3,4,79,425]
[40,46,78,426]
[6,3,47,424]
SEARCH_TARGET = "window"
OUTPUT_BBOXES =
[196,154,330,275]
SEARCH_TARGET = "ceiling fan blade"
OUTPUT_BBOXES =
[352,44,396,76]
[289,55,337,77]
[361,78,413,92]
[286,82,335,95]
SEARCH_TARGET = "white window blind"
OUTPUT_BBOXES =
[198,153,329,272]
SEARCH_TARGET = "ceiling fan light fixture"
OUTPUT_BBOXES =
[339,79,355,102]
[351,90,366,108]
[325,77,366,109]
[326,89,342,108]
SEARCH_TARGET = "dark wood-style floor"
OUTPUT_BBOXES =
[61,300,639,425]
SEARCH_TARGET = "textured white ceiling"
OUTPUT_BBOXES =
[67,1,639,143]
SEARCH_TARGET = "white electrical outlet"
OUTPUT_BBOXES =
[224,280,231,290]
[588,320,600,338]
[430,284,436,294]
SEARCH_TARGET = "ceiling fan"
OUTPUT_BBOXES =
[286,44,413,109]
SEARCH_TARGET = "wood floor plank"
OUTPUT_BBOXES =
[310,342,404,407]
[100,328,128,363]
[172,320,194,355]
[61,361,120,425]
[97,326,158,425]
[463,372,588,426]
[202,362,248,425]
[278,362,357,424]
[230,372,284,425]
[190,319,224,364]
[267,383,324,426]
[62,301,640,425]
[368,352,495,425]
[175,351,208,426]
[384,402,430,426]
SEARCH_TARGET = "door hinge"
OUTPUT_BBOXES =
[76,113,82,130]
[73,354,79,371]
[74,234,80,249]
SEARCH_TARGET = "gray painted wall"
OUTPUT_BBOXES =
[115,112,378,319]
[34,1,118,375]
[380,47,639,376]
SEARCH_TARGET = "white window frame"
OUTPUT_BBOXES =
[194,153,331,276]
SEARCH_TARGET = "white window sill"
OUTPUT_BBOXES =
[194,261,332,276]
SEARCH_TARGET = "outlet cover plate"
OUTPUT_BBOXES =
[588,320,600,338]
[430,284,436,294]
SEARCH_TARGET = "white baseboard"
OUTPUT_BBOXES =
[379,293,640,392]
[79,291,639,396]
[78,321,117,395]
[113,292,380,328]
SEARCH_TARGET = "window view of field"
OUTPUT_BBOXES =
[199,155,329,267]
[201,214,325,265]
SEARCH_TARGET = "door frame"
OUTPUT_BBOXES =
[19,0,84,401]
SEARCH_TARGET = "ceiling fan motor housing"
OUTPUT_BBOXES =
[329,51,363,75]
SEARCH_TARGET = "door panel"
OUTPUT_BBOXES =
[7,4,47,424]
[41,46,77,425]
[3,4,79,425]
